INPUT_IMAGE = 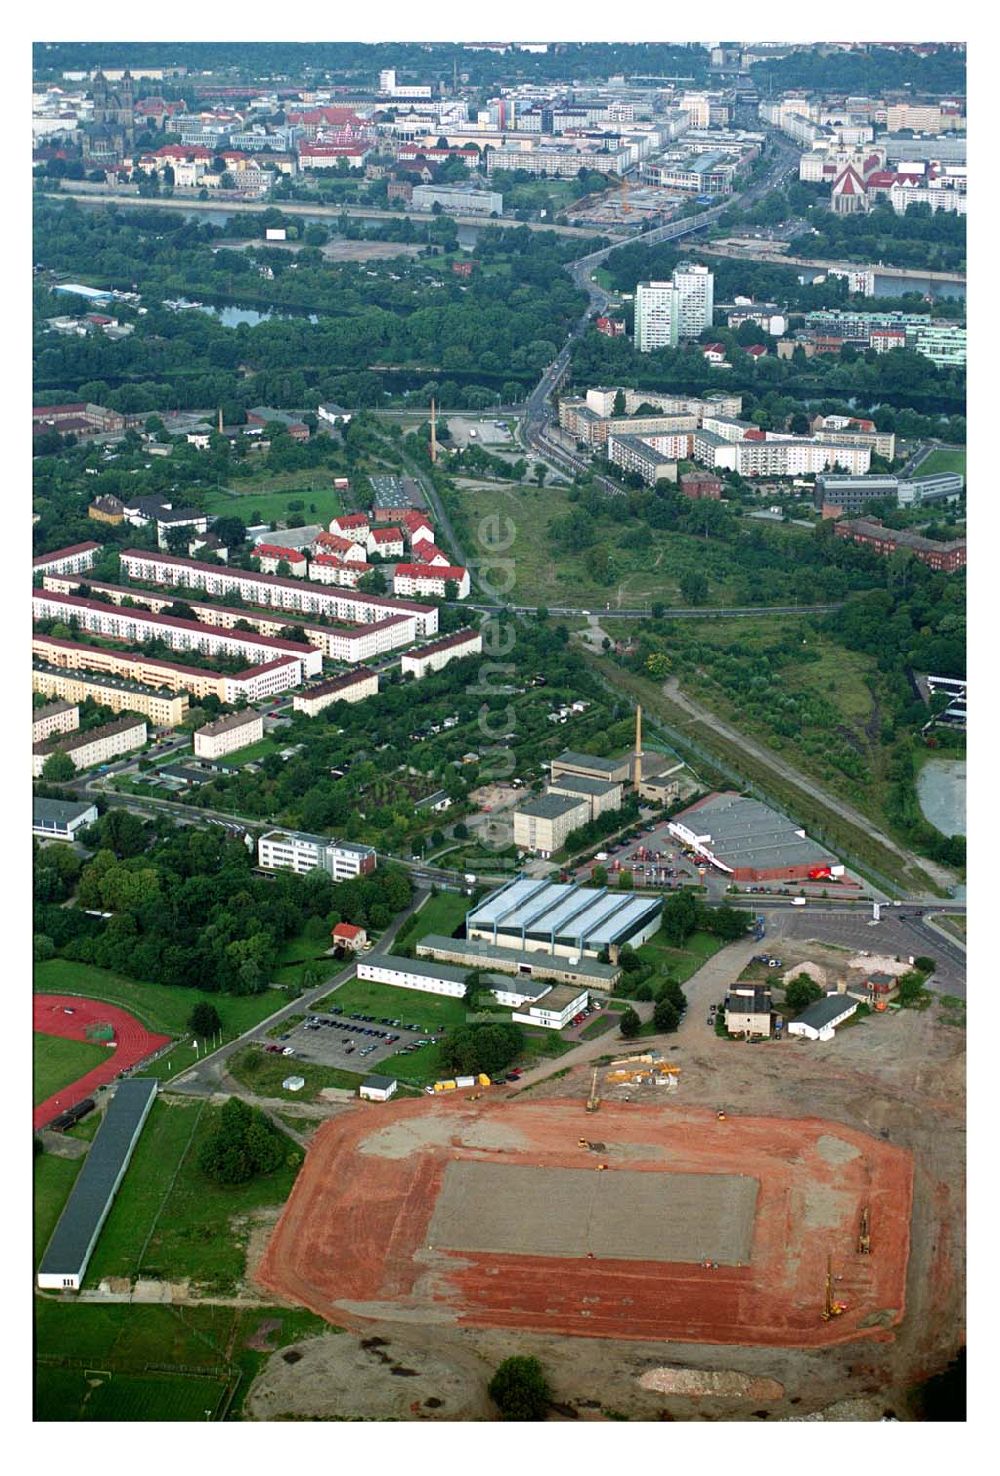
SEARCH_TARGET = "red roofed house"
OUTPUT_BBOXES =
[330,513,371,544]
[299,143,372,170]
[393,563,471,600]
[410,537,450,568]
[595,315,625,337]
[702,342,728,363]
[366,526,405,558]
[255,545,307,577]
[452,260,474,277]
[308,556,372,587]
[331,921,367,951]
[400,510,434,544]
[831,162,870,214]
[314,531,354,556]
[744,344,768,360]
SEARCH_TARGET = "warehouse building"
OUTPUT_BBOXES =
[466,878,663,963]
[37,1079,158,1290]
[411,183,503,215]
[787,992,859,1041]
[668,792,842,883]
[547,772,624,821]
[415,934,620,989]
[549,749,633,785]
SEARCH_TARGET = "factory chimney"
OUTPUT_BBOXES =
[633,704,643,789]
[430,398,438,464]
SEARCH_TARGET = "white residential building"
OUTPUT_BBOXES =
[33,714,147,777]
[293,667,379,716]
[32,700,80,745]
[32,542,100,578]
[393,564,471,600]
[257,829,377,879]
[193,708,264,760]
[634,264,714,352]
[400,628,482,679]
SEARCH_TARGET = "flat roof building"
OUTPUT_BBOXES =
[466,877,663,963]
[258,828,377,880]
[415,934,620,989]
[550,749,633,784]
[33,797,98,842]
[669,792,842,883]
[37,1079,158,1289]
[513,793,590,859]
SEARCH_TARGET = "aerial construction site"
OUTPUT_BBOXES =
[257,1095,913,1348]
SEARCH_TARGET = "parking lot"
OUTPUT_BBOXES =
[446,416,513,449]
[260,1002,448,1073]
[574,818,707,891]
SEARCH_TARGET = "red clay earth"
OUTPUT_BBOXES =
[33,994,170,1130]
[256,1096,913,1348]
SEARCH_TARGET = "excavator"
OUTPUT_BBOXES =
[857,1205,871,1255]
[821,1253,847,1322]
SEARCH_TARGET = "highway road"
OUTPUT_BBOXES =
[466,601,844,620]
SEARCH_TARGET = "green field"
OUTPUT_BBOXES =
[319,976,471,1029]
[227,1045,364,1101]
[202,483,344,525]
[34,959,286,1040]
[34,1301,333,1422]
[915,448,966,479]
[84,1098,302,1291]
[34,1152,83,1264]
[635,928,727,984]
[392,890,471,949]
[33,1033,109,1107]
[447,481,811,608]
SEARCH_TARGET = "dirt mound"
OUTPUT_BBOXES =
[639,1368,784,1400]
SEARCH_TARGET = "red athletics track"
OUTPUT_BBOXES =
[34,994,170,1130]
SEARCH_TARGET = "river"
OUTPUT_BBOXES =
[916,758,966,837]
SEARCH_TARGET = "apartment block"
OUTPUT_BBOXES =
[400,628,483,679]
[193,708,264,760]
[832,519,966,572]
[33,714,147,777]
[257,829,377,879]
[32,699,79,745]
[606,434,679,486]
[32,541,100,578]
[33,590,324,678]
[293,667,379,716]
[32,666,189,728]
[393,564,471,600]
[117,550,438,636]
[513,793,590,858]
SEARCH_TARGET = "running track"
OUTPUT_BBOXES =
[33,995,171,1130]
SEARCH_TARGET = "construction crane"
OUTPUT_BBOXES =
[585,1067,601,1113]
[857,1205,871,1255]
[821,1253,847,1322]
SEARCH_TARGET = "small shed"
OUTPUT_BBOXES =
[282,1075,306,1092]
[360,1075,398,1103]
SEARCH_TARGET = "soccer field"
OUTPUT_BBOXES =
[33,1033,108,1107]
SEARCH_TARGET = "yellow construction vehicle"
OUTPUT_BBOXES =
[585,1067,601,1112]
[821,1254,847,1321]
[857,1205,871,1255]
[717,1109,727,1122]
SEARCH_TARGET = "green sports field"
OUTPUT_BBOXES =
[33,1033,108,1107]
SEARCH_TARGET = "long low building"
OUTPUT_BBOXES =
[832,519,966,572]
[293,667,379,716]
[33,714,148,777]
[32,590,324,678]
[466,877,663,963]
[43,576,419,662]
[787,992,859,1041]
[118,549,438,635]
[32,663,189,728]
[32,541,100,577]
[401,628,482,679]
[37,1079,158,1289]
[668,792,842,883]
[415,933,620,989]
[257,829,376,880]
[32,635,305,704]
[356,953,586,1027]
